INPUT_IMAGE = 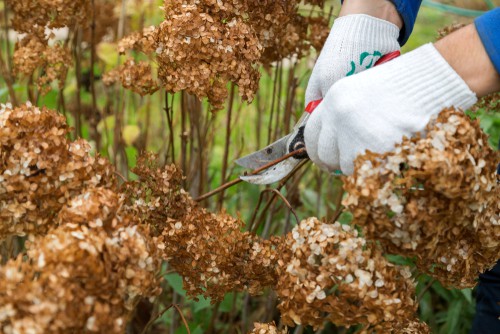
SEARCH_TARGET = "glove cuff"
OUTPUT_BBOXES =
[382,43,478,111]
[330,14,400,51]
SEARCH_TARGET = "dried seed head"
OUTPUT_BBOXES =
[344,109,500,288]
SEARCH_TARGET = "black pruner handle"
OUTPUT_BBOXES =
[288,126,309,160]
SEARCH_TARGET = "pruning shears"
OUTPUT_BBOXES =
[235,51,401,185]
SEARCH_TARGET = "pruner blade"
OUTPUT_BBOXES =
[236,114,310,184]
[235,135,290,170]
[240,158,301,185]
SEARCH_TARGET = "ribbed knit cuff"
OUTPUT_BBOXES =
[386,43,477,111]
[331,14,400,50]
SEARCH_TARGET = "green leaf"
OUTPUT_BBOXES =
[460,288,473,304]
[385,254,416,266]
[125,146,138,169]
[123,124,141,146]
[193,296,211,313]
[97,42,120,70]
[165,273,186,297]
[337,211,353,224]
[219,293,236,313]
[0,87,8,99]
[97,115,115,134]
[445,299,463,334]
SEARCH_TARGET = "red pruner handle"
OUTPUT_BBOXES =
[304,50,401,114]
[305,99,322,113]
[374,50,401,66]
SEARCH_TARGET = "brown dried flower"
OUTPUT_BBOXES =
[248,322,287,334]
[275,217,425,332]
[122,154,281,301]
[103,59,159,96]
[344,109,499,288]
[114,0,330,109]
[0,102,115,239]
[0,188,162,333]
[7,0,91,36]
[13,35,72,95]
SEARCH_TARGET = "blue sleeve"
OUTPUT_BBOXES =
[340,0,422,46]
[475,8,500,75]
[390,0,422,45]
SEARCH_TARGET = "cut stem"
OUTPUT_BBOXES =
[194,148,307,202]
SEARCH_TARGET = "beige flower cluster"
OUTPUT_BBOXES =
[344,109,499,288]
[0,103,115,239]
[11,105,497,332]
[275,218,427,332]
[103,59,159,96]
[8,0,118,94]
[7,0,90,36]
[113,0,329,109]
[0,188,162,333]
[13,35,72,95]
[122,154,282,301]
[248,322,287,334]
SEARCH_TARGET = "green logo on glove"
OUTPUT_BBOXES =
[346,51,382,76]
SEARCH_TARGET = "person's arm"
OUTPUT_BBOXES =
[304,11,500,174]
[340,0,422,45]
[436,21,500,97]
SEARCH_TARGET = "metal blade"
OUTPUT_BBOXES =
[235,135,290,170]
[239,159,300,184]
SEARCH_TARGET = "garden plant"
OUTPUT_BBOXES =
[0,0,499,333]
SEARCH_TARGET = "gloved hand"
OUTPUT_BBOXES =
[305,14,400,106]
[304,43,478,175]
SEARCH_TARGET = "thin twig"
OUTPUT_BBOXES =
[329,206,344,225]
[89,0,100,150]
[251,159,309,232]
[140,304,190,334]
[0,53,18,106]
[114,171,127,183]
[248,191,269,231]
[217,83,235,210]
[172,304,191,334]
[194,148,306,202]
[417,278,436,303]
[262,189,299,225]
[72,27,83,138]
[165,92,176,164]
[140,304,173,334]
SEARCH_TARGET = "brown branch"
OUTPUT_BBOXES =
[217,83,235,210]
[417,278,436,303]
[262,189,300,225]
[172,304,191,334]
[251,159,309,232]
[194,148,307,202]
[0,52,18,107]
[139,303,190,334]
[140,304,173,334]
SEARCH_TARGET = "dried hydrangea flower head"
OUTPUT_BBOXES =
[102,59,159,96]
[275,218,426,332]
[7,0,91,36]
[344,109,499,288]
[12,34,72,94]
[112,0,329,109]
[0,103,115,239]
[0,104,441,332]
[123,154,282,301]
[248,322,287,334]
[0,188,162,333]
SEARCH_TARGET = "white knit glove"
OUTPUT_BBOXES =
[305,14,400,106]
[304,43,478,175]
